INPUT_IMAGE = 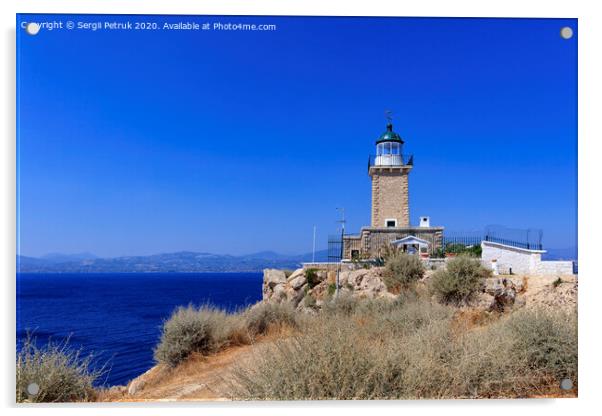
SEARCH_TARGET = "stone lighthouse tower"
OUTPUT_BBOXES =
[369,122,413,228]
[340,119,443,260]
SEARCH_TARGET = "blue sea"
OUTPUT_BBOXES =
[16,272,263,387]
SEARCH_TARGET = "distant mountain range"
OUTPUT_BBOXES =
[16,245,575,273]
[17,250,330,273]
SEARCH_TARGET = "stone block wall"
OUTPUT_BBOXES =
[343,226,444,259]
[370,168,409,227]
[535,260,574,276]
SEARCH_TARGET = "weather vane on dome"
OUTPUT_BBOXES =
[385,110,393,124]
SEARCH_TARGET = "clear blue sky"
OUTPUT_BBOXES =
[17,15,577,257]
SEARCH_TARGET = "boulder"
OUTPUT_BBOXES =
[289,274,307,290]
[508,276,525,293]
[127,378,145,395]
[127,365,164,395]
[264,269,287,288]
[315,271,328,284]
[285,284,306,306]
[346,269,370,289]
[358,273,387,296]
[286,268,305,282]
[311,281,329,300]
[483,278,517,311]
[474,292,496,310]
[272,283,287,302]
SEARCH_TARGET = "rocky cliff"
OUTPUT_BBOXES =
[263,267,577,313]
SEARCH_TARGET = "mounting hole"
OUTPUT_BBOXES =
[27,382,40,396]
[25,22,40,36]
[560,27,573,40]
[560,378,573,390]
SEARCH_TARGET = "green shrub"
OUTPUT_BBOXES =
[383,252,425,291]
[443,243,482,257]
[305,269,319,289]
[154,304,244,367]
[244,302,297,337]
[16,334,100,403]
[430,256,490,305]
[553,277,563,288]
[327,283,337,297]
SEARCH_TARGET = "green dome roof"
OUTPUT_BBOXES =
[376,123,404,144]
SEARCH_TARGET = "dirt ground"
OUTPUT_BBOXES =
[99,343,255,402]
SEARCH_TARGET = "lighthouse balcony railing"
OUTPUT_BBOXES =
[368,154,413,168]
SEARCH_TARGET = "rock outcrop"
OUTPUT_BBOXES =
[483,277,520,311]
[262,267,575,314]
[262,267,396,309]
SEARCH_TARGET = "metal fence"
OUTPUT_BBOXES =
[329,226,543,262]
[328,234,343,263]
[484,225,543,250]
[443,225,543,251]
[442,230,483,249]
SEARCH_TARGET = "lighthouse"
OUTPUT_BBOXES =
[369,122,413,228]
[340,117,443,260]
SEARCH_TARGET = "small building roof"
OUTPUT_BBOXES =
[391,235,430,247]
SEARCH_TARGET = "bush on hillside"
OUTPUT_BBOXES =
[154,305,245,367]
[383,252,425,291]
[430,255,490,305]
[244,302,297,337]
[16,334,100,403]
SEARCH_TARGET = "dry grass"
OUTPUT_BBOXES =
[154,305,248,368]
[244,302,298,338]
[229,297,577,400]
[154,302,300,368]
[133,277,577,401]
[17,334,101,403]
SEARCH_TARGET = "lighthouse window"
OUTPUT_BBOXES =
[384,142,391,154]
[377,143,383,155]
[391,143,400,155]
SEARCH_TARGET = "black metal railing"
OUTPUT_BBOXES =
[443,226,543,252]
[368,154,414,168]
[484,225,543,251]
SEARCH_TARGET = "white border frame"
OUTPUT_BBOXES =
[3,1,601,415]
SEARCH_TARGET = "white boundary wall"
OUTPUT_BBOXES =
[481,241,574,276]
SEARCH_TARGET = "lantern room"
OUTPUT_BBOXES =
[375,122,404,166]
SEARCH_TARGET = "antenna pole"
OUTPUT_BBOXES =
[312,225,316,263]
[335,207,346,298]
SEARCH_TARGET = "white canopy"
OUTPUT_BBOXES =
[391,235,430,247]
